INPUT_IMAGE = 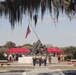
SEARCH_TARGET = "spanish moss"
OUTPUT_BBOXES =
[0,0,76,29]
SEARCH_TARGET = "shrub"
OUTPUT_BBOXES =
[0,53,6,60]
[66,55,72,61]
[73,51,76,59]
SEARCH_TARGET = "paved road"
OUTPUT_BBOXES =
[23,68,65,75]
[0,70,64,75]
[0,70,24,75]
[1,69,76,75]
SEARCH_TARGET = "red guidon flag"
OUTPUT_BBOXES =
[25,25,31,38]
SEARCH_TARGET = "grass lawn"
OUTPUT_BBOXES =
[0,66,8,70]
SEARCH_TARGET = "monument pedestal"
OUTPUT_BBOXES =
[51,56,58,63]
[18,56,32,64]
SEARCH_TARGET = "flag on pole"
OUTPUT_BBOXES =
[25,25,31,38]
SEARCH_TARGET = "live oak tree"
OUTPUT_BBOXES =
[0,0,76,29]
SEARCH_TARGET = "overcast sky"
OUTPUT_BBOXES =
[0,10,76,47]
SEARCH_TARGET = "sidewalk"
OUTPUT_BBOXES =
[7,61,73,67]
[0,61,75,73]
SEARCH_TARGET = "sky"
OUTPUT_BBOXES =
[0,10,76,47]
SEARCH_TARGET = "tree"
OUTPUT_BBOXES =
[4,41,16,49]
[61,46,76,54]
[0,0,76,28]
[22,44,32,49]
[0,47,8,53]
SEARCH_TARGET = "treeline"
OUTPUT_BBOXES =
[0,41,32,53]
[0,41,76,56]
[60,46,76,59]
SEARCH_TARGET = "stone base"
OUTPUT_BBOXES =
[18,56,32,64]
[51,56,58,63]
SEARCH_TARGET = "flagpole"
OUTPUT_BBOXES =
[29,22,40,40]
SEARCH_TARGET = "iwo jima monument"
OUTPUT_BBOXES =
[28,23,48,56]
[29,39,48,56]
